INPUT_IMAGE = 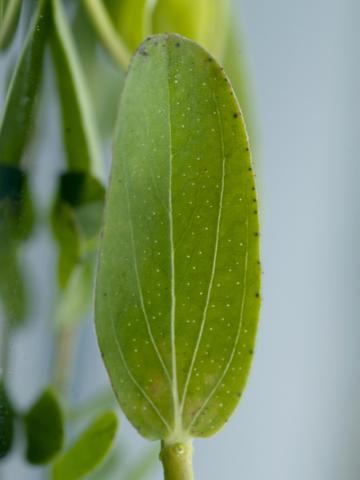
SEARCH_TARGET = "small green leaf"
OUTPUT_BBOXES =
[0,381,15,459]
[95,34,260,442]
[0,0,50,166]
[52,171,105,288]
[0,165,33,244]
[51,0,103,180]
[0,0,22,50]
[52,411,118,480]
[24,389,64,465]
[0,165,33,326]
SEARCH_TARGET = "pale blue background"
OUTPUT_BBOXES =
[1,0,359,478]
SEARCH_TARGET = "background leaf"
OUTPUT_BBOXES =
[95,34,260,442]
[51,0,103,180]
[24,389,64,465]
[0,0,22,50]
[0,381,15,459]
[52,410,118,480]
[0,165,33,325]
[51,171,104,288]
[152,0,230,60]
[0,0,49,166]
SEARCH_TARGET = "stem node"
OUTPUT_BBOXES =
[160,440,194,480]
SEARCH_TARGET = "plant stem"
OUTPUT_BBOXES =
[53,324,76,397]
[81,0,131,70]
[160,440,194,480]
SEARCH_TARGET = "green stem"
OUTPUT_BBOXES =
[81,0,131,69]
[160,440,194,480]
[52,324,76,397]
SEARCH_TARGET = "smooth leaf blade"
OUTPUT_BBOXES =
[0,0,22,50]
[96,34,260,441]
[52,411,118,480]
[0,0,49,166]
[51,0,103,180]
[24,389,64,465]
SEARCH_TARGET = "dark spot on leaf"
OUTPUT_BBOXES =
[175,42,180,47]
[207,56,213,62]
[254,232,259,237]
[245,147,249,152]
[249,349,254,355]
[233,113,238,118]
[248,167,252,171]
[255,292,260,298]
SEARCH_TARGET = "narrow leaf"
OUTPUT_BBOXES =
[52,411,118,480]
[0,0,49,166]
[0,381,15,459]
[0,0,22,50]
[24,389,64,465]
[95,34,261,442]
[51,0,103,180]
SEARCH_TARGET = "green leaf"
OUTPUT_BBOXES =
[0,247,27,326]
[0,165,33,326]
[51,0,103,180]
[0,0,22,50]
[51,171,105,288]
[0,381,15,459]
[0,165,33,244]
[95,33,261,442]
[52,411,118,480]
[24,389,64,465]
[153,0,230,60]
[82,0,131,69]
[0,0,50,166]
[103,0,153,52]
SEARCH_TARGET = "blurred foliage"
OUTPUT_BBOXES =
[0,0,49,166]
[0,165,32,325]
[0,0,22,50]
[0,381,14,459]
[51,171,104,289]
[24,389,64,464]
[52,410,118,480]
